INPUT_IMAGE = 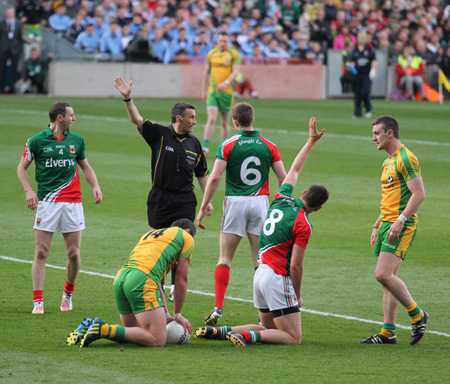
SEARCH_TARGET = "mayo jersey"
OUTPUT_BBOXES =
[380,144,421,225]
[121,227,194,284]
[216,130,281,196]
[258,183,312,276]
[207,46,241,94]
[22,126,86,202]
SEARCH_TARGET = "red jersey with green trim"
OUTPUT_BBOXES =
[216,130,281,196]
[22,126,86,202]
[258,183,312,276]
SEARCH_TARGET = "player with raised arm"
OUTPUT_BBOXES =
[197,102,286,325]
[195,117,329,347]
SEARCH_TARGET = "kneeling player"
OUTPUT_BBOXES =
[196,118,329,346]
[66,219,195,348]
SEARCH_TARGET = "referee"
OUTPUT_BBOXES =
[114,77,213,295]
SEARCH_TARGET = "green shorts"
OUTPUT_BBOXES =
[373,221,418,260]
[207,91,233,113]
[113,267,163,314]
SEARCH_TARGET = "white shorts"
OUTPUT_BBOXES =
[221,195,269,237]
[34,201,85,233]
[253,264,299,311]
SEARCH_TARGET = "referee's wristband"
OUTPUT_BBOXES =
[397,214,407,223]
[174,313,182,318]
[123,98,132,102]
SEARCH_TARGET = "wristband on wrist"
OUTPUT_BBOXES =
[174,313,182,318]
[397,214,407,223]
[123,98,132,102]
[373,226,379,229]
[165,312,171,319]
[224,80,230,85]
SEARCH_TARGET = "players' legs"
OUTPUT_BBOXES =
[259,312,302,345]
[219,111,230,140]
[203,106,218,151]
[32,229,54,290]
[125,307,167,347]
[63,231,82,285]
[212,232,242,308]
[120,313,142,328]
[247,233,260,269]
[259,310,277,329]
[382,259,401,325]
[375,252,414,308]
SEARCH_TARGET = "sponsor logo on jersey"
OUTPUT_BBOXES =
[43,147,53,152]
[165,146,174,152]
[45,158,75,168]
[70,145,75,153]
[388,176,394,182]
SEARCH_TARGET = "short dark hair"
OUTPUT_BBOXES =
[302,184,329,208]
[49,102,71,122]
[170,102,196,123]
[171,218,196,237]
[371,115,400,139]
[218,31,229,38]
[231,102,254,127]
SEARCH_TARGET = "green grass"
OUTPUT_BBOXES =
[1,96,450,383]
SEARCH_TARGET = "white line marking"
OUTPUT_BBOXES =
[2,255,448,338]
[2,108,450,148]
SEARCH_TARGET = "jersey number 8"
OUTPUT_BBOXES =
[263,209,283,236]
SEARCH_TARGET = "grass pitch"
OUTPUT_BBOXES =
[1,96,449,383]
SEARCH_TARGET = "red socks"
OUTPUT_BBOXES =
[63,281,75,295]
[214,265,230,308]
[33,290,43,303]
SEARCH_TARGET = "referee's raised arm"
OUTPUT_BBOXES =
[114,77,144,129]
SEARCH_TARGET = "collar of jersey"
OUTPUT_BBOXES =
[238,129,259,136]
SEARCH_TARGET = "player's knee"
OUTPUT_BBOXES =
[374,269,388,285]
[66,249,80,263]
[35,245,50,260]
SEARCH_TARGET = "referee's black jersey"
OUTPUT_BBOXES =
[138,120,209,193]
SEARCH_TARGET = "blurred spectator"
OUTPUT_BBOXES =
[49,4,72,33]
[309,8,333,52]
[121,24,133,51]
[126,23,154,62]
[100,21,125,61]
[193,31,213,56]
[324,0,338,23]
[75,23,99,52]
[279,0,300,33]
[263,39,290,58]
[439,46,450,97]
[65,14,85,44]
[65,0,78,19]
[239,28,259,57]
[333,24,356,50]
[19,47,51,93]
[165,27,192,63]
[234,71,260,98]
[228,7,243,34]
[151,26,170,62]
[340,36,356,93]
[292,38,316,60]
[390,39,404,64]
[0,7,23,94]
[129,13,143,35]
[117,7,132,28]
[396,46,426,100]
[40,0,53,25]
[93,15,108,44]
[341,0,355,24]
[16,0,46,40]
[310,41,325,64]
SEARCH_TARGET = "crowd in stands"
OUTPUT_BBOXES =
[13,0,450,65]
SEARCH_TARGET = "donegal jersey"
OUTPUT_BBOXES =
[22,126,86,202]
[121,227,194,285]
[207,46,241,95]
[379,144,421,226]
[216,130,281,196]
[258,183,312,276]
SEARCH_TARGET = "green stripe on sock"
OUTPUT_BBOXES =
[382,323,397,336]
[249,331,260,343]
[407,305,421,318]
[115,326,125,340]
[219,326,231,340]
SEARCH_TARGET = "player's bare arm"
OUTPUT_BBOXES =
[196,159,227,229]
[371,216,382,248]
[201,64,210,102]
[78,159,103,204]
[272,160,287,187]
[283,117,325,187]
[290,245,306,308]
[387,176,425,243]
[197,175,213,217]
[114,77,144,129]
[17,156,38,210]
[173,257,192,333]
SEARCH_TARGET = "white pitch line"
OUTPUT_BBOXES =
[2,108,450,148]
[2,255,449,338]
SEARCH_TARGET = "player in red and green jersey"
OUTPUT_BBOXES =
[360,116,428,346]
[68,219,195,348]
[195,118,329,347]
[201,32,241,155]
[197,102,286,326]
[17,102,102,315]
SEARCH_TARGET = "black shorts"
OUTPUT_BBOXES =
[147,188,197,229]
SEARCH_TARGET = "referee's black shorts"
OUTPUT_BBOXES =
[147,188,197,229]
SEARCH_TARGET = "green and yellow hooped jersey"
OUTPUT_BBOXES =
[207,46,241,95]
